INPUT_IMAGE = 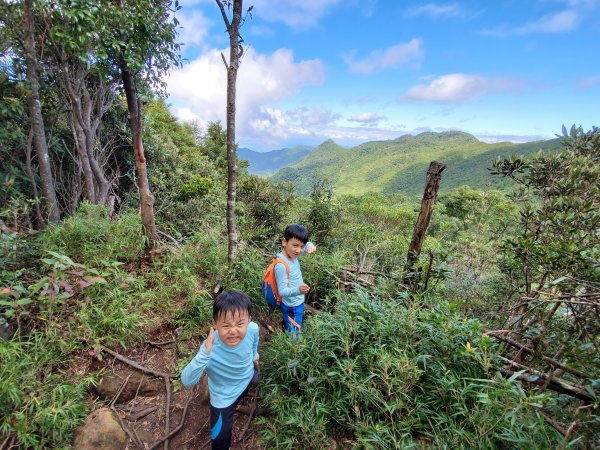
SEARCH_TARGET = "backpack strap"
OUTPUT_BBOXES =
[273,258,290,287]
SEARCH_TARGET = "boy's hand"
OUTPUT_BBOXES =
[306,244,316,254]
[204,327,215,353]
[299,283,310,294]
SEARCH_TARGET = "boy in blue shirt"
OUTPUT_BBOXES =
[274,224,316,334]
[181,290,259,450]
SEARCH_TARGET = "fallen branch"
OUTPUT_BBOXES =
[100,345,176,378]
[536,409,567,437]
[341,267,395,278]
[157,230,181,249]
[146,339,177,347]
[488,332,591,379]
[121,405,158,421]
[499,362,594,402]
[304,303,322,315]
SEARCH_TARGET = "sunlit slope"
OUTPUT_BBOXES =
[239,145,314,176]
[273,131,562,196]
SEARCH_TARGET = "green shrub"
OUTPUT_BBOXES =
[177,175,213,201]
[259,293,561,448]
[37,203,144,265]
[0,337,95,449]
[237,174,296,246]
[0,250,148,448]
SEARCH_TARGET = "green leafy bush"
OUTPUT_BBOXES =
[259,293,560,448]
[37,203,144,265]
[177,175,213,201]
[237,174,295,246]
[0,337,94,449]
[0,251,148,448]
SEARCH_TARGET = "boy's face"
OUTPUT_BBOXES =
[281,237,306,260]
[214,310,251,348]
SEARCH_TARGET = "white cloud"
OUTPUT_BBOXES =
[249,0,342,29]
[345,38,424,74]
[349,112,385,125]
[517,10,579,33]
[166,47,324,145]
[405,3,468,18]
[175,9,212,47]
[482,9,580,35]
[401,73,526,103]
[476,134,550,143]
[175,107,202,123]
[287,106,341,128]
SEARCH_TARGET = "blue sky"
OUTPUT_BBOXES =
[166,0,600,151]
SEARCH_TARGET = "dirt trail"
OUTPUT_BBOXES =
[90,310,279,450]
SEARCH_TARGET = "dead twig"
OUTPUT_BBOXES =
[157,229,181,249]
[100,345,176,378]
[304,303,322,315]
[147,340,177,347]
[536,409,566,437]
[111,405,143,450]
[109,373,132,407]
[121,405,158,421]
[147,386,198,450]
[163,376,171,450]
[238,396,257,442]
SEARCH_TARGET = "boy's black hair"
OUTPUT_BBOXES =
[213,290,252,321]
[283,223,309,244]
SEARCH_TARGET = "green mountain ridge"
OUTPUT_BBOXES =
[239,145,313,175]
[271,131,562,196]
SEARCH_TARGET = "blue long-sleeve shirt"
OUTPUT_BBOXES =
[181,322,259,408]
[274,242,314,307]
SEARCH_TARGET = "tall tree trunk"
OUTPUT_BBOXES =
[70,112,96,202]
[60,57,111,204]
[25,129,44,229]
[217,0,243,264]
[119,60,158,249]
[22,0,60,223]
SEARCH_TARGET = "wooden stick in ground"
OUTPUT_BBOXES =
[109,373,132,407]
[100,345,176,378]
[163,376,171,450]
[111,405,143,450]
[147,387,198,450]
[403,161,446,286]
[238,396,257,442]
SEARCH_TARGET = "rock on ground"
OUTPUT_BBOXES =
[73,407,127,450]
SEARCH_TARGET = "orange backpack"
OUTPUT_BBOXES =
[262,258,290,307]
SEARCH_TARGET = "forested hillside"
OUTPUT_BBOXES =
[273,131,563,196]
[239,145,313,175]
[1,1,598,449]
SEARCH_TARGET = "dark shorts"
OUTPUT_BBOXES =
[210,371,259,450]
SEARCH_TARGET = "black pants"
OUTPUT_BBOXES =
[210,371,258,450]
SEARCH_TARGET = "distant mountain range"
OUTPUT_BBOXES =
[239,145,313,176]
[240,131,562,197]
